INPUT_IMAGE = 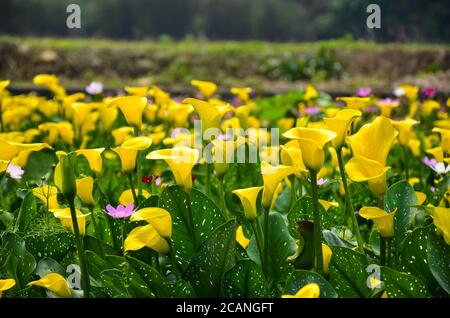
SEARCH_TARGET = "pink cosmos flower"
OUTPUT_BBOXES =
[6,163,24,180]
[105,203,136,219]
[422,157,437,169]
[356,87,372,97]
[317,178,328,186]
[304,106,320,116]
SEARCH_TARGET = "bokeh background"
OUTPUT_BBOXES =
[0,0,449,94]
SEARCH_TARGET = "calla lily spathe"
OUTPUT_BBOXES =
[282,283,320,298]
[282,127,337,172]
[345,156,391,196]
[261,162,298,209]
[183,98,231,133]
[232,186,263,221]
[236,226,250,249]
[392,119,419,146]
[359,206,396,238]
[76,148,105,174]
[432,207,450,245]
[433,127,450,154]
[280,140,307,178]
[323,109,362,149]
[76,176,95,206]
[113,137,152,173]
[32,185,59,209]
[146,147,199,193]
[190,80,217,99]
[0,278,16,298]
[231,87,252,103]
[337,97,370,110]
[50,208,90,236]
[28,273,71,298]
[108,96,147,129]
[130,207,172,238]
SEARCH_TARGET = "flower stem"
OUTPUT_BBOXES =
[127,173,139,205]
[310,170,324,275]
[289,175,297,212]
[68,200,90,298]
[403,146,409,181]
[217,177,228,219]
[380,235,386,266]
[205,163,211,196]
[336,148,364,252]
[251,221,264,266]
[89,206,104,257]
[183,191,197,249]
[263,205,270,279]
[137,151,143,197]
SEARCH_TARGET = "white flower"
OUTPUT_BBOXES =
[431,162,450,174]
[86,82,103,95]
[6,163,24,180]
[394,87,405,97]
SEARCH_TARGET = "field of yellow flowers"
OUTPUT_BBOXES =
[0,76,449,298]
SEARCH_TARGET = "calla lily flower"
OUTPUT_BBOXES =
[76,148,105,174]
[231,87,252,103]
[183,98,231,133]
[32,185,59,209]
[124,208,172,253]
[234,104,253,129]
[392,119,419,146]
[415,191,427,205]
[282,283,320,298]
[236,226,250,249]
[28,273,71,298]
[98,103,118,131]
[304,84,318,101]
[345,156,391,196]
[433,127,450,154]
[108,96,147,129]
[50,208,90,236]
[0,141,52,163]
[431,207,450,245]
[112,127,135,146]
[0,278,16,298]
[124,86,149,97]
[75,176,95,206]
[211,137,243,179]
[113,137,152,173]
[378,98,399,117]
[319,200,339,211]
[232,186,263,221]
[324,109,362,149]
[337,97,370,110]
[39,122,74,145]
[322,243,332,274]
[119,188,151,205]
[261,162,298,209]
[146,147,199,193]
[283,127,337,172]
[0,80,10,93]
[359,207,396,239]
[426,147,444,163]
[190,80,217,99]
[129,207,172,238]
[280,140,308,177]
[422,100,440,117]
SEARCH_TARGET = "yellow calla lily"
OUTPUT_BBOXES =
[337,97,370,110]
[113,137,152,173]
[282,283,320,298]
[98,103,118,131]
[236,226,250,249]
[400,84,419,100]
[234,104,253,129]
[231,87,252,103]
[319,200,339,211]
[129,207,172,238]
[76,148,105,174]
[408,138,421,157]
[28,273,71,298]
[108,96,147,129]
[261,162,298,209]
[121,136,152,150]
[112,127,134,145]
[432,207,450,245]
[322,243,332,274]
[392,119,419,146]
[280,140,307,177]
[433,127,450,153]
[232,186,263,221]
[62,93,86,119]
[422,100,440,117]
[124,223,169,253]
[0,80,10,93]
[282,127,337,171]
[124,86,149,97]
[415,191,427,205]
[345,156,391,196]
[0,278,16,298]
[0,141,52,163]
[182,98,231,133]
[378,99,399,118]
[119,189,151,206]
[304,84,318,101]
[190,80,217,99]
[347,116,398,166]
[146,147,199,193]
[50,208,89,236]
[39,122,74,145]
[426,147,444,162]
[359,206,396,238]
[75,176,95,206]
[32,185,59,209]
[323,109,362,149]
[211,138,241,179]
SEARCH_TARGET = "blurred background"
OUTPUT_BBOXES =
[0,0,449,94]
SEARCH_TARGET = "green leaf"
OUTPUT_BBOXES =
[26,232,74,262]
[329,246,371,297]
[158,185,226,271]
[22,150,56,182]
[284,270,338,298]
[248,212,297,286]
[137,195,159,209]
[14,191,37,232]
[126,255,195,298]
[83,235,118,257]
[381,267,432,298]
[384,181,419,250]
[222,260,267,298]
[35,258,66,277]
[323,229,355,249]
[288,196,329,238]
[399,227,436,289]
[185,220,236,297]
[427,230,450,295]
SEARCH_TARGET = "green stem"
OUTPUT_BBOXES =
[251,221,264,265]
[205,164,211,196]
[184,191,197,249]
[263,205,270,279]
[127,173,139,205]
[289,175,297,212]
[310,170,324,275]
[217,177,228,219]
[337,148,364,252]
[403,146,409,181]
[68,200,90,298]
[380,235,386,266]
[386,239,392,267]
[89,206,104,257]
[137,152,143,197]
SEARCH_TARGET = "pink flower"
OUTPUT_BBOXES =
[155,176,162,186]
[317,178,328,186]
[422,157,437,169]
[105,203,136,219]
[304,106,320,116]
[421,87,436,98]
[6,163,24,180]
[86,82,103,95]
[356,87,372,97]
